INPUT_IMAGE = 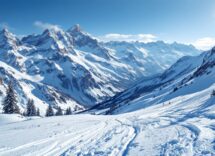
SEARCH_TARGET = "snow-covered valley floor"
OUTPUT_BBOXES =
[0,89,215,156]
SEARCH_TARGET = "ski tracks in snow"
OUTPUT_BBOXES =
[0,115,215,156]
[0,119,107,156]
[158,120,215,156]
[63,119,137,156]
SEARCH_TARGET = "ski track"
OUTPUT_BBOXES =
[0,119,107,156]
[0,113,215,156]
[159,126,194,156]
[62,119,137,156]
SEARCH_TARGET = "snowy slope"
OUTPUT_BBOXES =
[93,47,214,115]
[0,114,26,125]
[0,86,214,156]
[92,54,204,111]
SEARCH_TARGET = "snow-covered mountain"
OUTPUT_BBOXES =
[0,25,200,114]
[1,26,215,156]
[1,54,215,155]
[104,41,200,75]
[93,46,214,115]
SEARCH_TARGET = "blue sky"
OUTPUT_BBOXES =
[1,0,215,49]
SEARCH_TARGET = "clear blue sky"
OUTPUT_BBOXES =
[1,0,215,48]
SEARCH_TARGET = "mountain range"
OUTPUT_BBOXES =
[92,46,214,115]
[0,25,201,114]
[0,25,215,155]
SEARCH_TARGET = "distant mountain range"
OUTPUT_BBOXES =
[93,46,215,115]
[0,25,201,114]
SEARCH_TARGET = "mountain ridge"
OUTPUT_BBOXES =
[0,25,201,114]
[92,47,214,114]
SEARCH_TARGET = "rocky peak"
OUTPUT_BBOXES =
[0,28,20,50]
[68,24,82,34]
[22,28,73,51]
[72,24,81,32]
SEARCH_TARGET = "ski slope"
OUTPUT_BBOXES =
[0,85,214,156]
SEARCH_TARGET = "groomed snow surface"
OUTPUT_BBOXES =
[0,87,215,156]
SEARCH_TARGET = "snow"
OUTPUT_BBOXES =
[104,41,201,76]
[0,26,213,155]
[0,81,214,155]
[0,27,201,112]
[0,114,26,125]
[0,87,214,156]
[1,61,215,155]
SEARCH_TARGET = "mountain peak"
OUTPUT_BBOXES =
[0,28,9,34]
[22,27,74,51]
[42,28,64,36]
[0,28,14,38]
[41,29,61,37]
[73,24,81,32]
[0,28,20,50]
[67,24,83,34]
[42,29,51,36]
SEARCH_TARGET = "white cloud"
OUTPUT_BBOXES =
[193,37,215,50]
[34,21,62,31]
[98,33,157,43]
